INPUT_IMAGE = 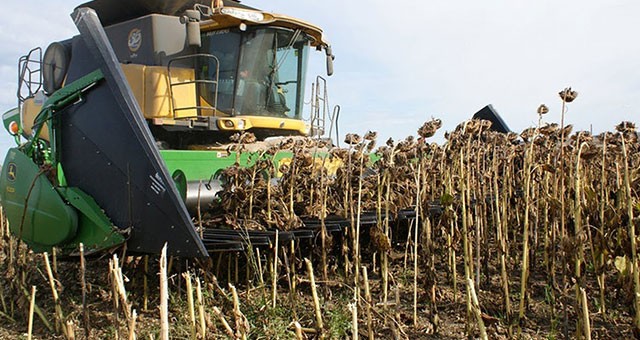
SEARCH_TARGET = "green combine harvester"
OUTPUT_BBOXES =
[0,0,337,257]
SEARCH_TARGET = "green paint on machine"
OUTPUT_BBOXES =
[0,148,78,252]
[0,148,125,254]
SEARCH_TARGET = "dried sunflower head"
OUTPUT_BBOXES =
[265,146,280,156]
[330,148,349,160]
[278,138,295,149]
[363,131,378,141]
[559,87,578,103]
[463,120,482,135]
[417,118,442,138]
[537,104,549,115]
[279,163,290,174]
[479,119,493,131]
[386,137,395,147]
[520,127,536,142]
[396,137,416,152]
[560,124,573,138]
[570,131,592,145]
[370,227,391,253]
[298,152,314,168]
[579,143,600,160]
[228,132,257,144]
[241,132,257,144]
[315,139,328,148]
[375,146,390,157]
[344,133,362,145]
[506,132,519,144]
[303,138,318,148]
[366,140,376,153]
[616,121,636,133]
[539,123,558,136]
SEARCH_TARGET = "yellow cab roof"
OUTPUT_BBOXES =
[200,6,328,47]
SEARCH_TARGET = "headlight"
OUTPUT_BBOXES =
[8,121,19,135]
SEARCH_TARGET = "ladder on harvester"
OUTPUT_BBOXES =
[310,75,327,137]
[17,48,43,107]
[168,54,219,121]
[310,76,341,146]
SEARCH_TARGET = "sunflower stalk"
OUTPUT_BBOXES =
[518,130,536,323]
[621,135,640,332]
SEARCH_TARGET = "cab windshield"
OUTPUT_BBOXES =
[199,26,310,119]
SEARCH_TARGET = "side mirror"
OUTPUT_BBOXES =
[325,45,334,76]
[182,10,202,47]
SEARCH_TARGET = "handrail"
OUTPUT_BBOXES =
[310,75,328,138]
[167,53,220,119]
[328,104,340,147]
[17,47,43,105]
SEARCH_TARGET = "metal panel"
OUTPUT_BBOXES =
[76,0,254,27]
[60,7,207,257]
[104,14,189,66]
[472,104,511,133]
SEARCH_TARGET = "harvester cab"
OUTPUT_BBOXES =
[0,0,336,257]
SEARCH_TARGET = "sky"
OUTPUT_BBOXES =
[1,0,640,158]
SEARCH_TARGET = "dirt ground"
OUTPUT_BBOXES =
[0,232,635,340]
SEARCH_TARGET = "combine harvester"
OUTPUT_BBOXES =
[0,0,512,259]
[0,0,339,257]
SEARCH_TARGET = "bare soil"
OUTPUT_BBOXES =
[0,232,635,339]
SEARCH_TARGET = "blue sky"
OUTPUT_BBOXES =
[1,0,640,158]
